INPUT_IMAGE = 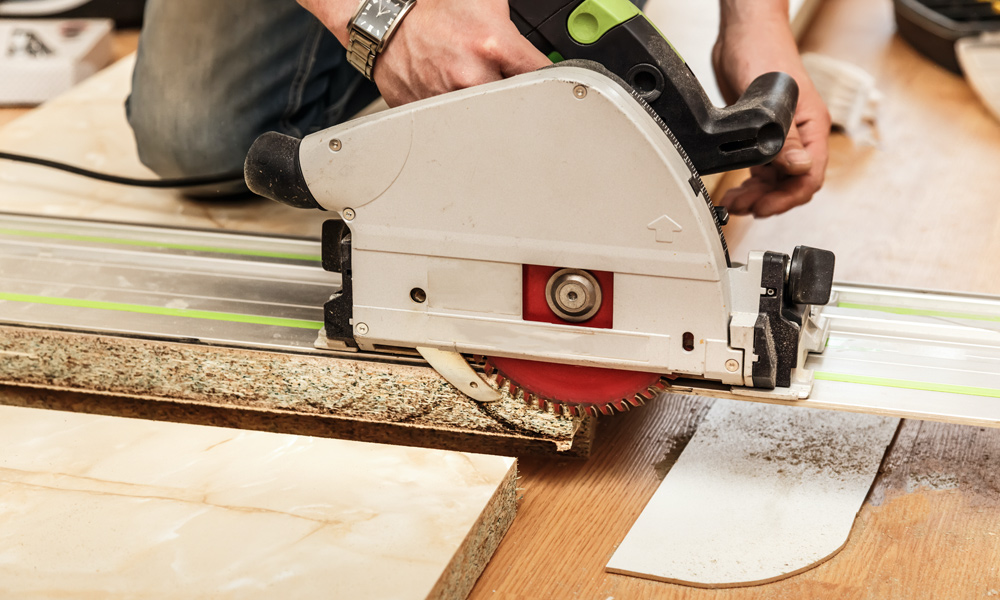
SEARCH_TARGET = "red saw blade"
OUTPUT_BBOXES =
[484,356,668,417]
[488,264,673,416]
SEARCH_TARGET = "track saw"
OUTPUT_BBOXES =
[243,0,837,417]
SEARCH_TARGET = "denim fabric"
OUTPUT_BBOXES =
[127,0,379,181]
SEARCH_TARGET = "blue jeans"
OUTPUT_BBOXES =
[126,0,379,188]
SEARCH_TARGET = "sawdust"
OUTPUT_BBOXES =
[906,472,960,493]
[717,404,900,482]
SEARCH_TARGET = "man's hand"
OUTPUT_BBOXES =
[713,3,831,218]
[300,0,550,107]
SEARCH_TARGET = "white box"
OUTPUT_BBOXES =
[0,18,114,106]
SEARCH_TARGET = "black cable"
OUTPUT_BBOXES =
[0,151,244,188]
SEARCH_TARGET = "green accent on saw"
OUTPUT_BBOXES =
[0,228,321,263]
[567,0,641,44]
[814,372,1000,399]
[838,302,1000,324]
[548,50,565,63]
[0,293,324,330]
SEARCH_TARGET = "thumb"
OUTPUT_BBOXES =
[773,123,812,176]
[497,34,552,78]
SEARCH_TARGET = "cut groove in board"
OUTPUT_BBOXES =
[606,400,899,588]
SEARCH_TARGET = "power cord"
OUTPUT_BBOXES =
[0,151,244,188]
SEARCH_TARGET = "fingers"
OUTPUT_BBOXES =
[718,163,823,218]
[494,32,551,78]
[772,123,812,176]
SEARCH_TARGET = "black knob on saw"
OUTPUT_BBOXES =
[244,131,321,210]
[787,246,836,305]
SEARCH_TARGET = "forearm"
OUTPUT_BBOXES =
[298,0,358,46]
[719,0,789,29]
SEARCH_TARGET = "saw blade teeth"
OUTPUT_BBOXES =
[612,400,629,413]
[598,404,614,416]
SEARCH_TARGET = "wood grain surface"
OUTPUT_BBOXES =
[472,0,1000,598]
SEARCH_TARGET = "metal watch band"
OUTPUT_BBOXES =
[347,30,379,80]
[346,0,415,81]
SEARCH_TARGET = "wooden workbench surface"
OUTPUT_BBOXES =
[473,1,1000,598]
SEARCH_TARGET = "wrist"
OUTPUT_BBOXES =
[719,0,789,30]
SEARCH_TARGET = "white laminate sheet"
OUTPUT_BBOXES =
[607,399,898,587]
[0,405,516,599]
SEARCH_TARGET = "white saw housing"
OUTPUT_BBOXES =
[249,65,832,399]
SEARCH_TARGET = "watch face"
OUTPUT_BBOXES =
[355,0,405,40]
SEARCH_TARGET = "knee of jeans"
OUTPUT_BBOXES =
[127,93,251,179]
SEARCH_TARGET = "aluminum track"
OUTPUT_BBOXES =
[1,212,997,427]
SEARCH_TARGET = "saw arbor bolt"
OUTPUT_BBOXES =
[546,268,602,322]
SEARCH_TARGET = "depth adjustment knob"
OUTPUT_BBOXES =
[545,268,602,323]
[786,245,836,305]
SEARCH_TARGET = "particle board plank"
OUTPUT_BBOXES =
[0,325,592,457]
[0,403,517,599]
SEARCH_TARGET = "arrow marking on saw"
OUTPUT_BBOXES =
[647,215,683,243]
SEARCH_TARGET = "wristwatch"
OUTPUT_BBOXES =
[347,0,417,80]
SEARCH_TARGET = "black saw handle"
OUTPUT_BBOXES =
[510,0,798,175]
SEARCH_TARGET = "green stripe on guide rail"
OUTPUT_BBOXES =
[838,302,1000,323]
[0,293,324,330]
[0,228,322,262]
[815,372,1000,399]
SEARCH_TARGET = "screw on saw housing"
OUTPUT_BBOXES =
[509,0,799,175]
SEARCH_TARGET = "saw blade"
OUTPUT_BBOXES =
[484,356,670,417]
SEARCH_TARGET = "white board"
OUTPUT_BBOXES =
[607,399,898,587]
[0,404,516,599]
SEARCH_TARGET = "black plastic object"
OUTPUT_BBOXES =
[509,0,799,175]
[750,246,836,389]
[244,132,321,210]
[753,252,801,389]
[787,245,835,305]
[894,0,1000,74]
[322,220,358,348]
[0,0,147,28]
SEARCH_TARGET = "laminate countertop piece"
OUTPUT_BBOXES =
[0,404,517,599]
[606,401,899,587]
